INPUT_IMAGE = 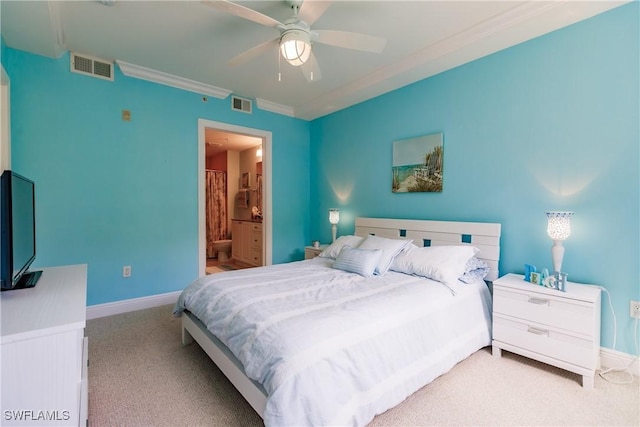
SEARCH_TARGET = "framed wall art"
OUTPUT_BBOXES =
[392,132,443,193]
[241,172,251,188]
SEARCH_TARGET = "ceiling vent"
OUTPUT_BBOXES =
[70,52,114,81]
[232,96,252,114]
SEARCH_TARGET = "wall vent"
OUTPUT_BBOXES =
[70,53,114,81]
[231,96,252,114]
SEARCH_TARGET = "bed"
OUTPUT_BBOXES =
[174,217,501,426]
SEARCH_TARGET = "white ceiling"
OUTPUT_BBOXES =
[205,128,262,156]
[0,1,628,121]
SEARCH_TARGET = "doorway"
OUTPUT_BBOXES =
[197,119,272,276]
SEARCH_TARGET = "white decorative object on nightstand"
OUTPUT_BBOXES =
[492,273,601,389]
[304,245,327,260]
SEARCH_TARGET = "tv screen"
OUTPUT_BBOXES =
[1,170,41,290]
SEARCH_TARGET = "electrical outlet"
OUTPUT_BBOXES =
[122,266,131,278]
[631,300,640,319]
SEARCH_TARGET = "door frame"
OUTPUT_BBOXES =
[197,118,272,275]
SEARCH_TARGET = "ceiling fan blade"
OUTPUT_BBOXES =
[298,0,332,26]
[202,0,283,29]
[314,30,386,53]
[228,38,279,67]
[300,51,321,82]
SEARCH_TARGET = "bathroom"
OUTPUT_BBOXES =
[205,128,263,273]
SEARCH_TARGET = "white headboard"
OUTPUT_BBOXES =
[354,217,502,281]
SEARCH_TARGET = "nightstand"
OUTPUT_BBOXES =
[304,245,327,260]
[492,273,601,389]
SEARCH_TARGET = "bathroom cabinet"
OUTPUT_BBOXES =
[232,220,263,266]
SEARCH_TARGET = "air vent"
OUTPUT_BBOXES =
[231,96,252,114]
[70,53,114,81]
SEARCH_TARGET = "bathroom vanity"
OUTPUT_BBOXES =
[231,220,263,266]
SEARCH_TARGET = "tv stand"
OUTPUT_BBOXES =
[14,269,43,289]
[1,264,88,426]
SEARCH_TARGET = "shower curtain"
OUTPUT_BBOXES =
[206,170,227,258]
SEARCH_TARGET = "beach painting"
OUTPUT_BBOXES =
[392,132,443,193]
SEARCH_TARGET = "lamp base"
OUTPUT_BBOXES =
[551,240,565,273]
[331,224,337,243]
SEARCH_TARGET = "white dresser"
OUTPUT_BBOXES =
[492,273,601,388]
[1,264,88,426]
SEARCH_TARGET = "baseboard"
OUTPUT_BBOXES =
[600,347,639,377]
[86,291,182,320]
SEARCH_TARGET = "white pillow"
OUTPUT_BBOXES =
[459,257,490,283]
[357,235,413,275]
[332,246,383,278]
[391,245,479,285]
[319,235,364,259]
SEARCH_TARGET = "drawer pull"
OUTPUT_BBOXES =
[528,297,550,306]
[527,326,549,336]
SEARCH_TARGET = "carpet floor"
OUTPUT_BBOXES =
[87,304,639,426]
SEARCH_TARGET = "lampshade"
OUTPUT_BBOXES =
[329,209,340,225]
[546,211,573,240]
[280,29,311,66]
[546,211,573,273]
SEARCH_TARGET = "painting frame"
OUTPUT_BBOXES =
[241,172,251,189]
[392,132,443,193]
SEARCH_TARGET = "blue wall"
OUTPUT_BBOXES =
[310,4,639,354]
[3,48,310,306]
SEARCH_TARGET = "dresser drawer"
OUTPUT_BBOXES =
[493,287,595,337]
[493,314,596,369]
[251,230,262,249]
[250,248,262,265]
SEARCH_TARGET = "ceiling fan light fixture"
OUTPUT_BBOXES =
[280,29,311,66]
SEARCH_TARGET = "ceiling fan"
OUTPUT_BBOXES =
[202,0,387,82]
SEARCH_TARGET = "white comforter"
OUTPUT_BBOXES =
[174,257,492,426]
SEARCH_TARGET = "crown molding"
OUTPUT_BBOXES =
[256,98,295,117]
[117,60,232,99]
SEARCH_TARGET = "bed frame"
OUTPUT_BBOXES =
[181,217,502,419]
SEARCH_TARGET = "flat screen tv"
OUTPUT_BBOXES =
[1,170,42,291]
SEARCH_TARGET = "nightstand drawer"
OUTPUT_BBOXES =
[493,314,596,369]
[493,287,595,337]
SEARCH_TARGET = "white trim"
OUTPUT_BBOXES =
[86,291,181,320]
[117,60,232,99]
[1,65,11,172]
[197,119,273,276]
[600,347,640,377]
[255,98,294,117]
